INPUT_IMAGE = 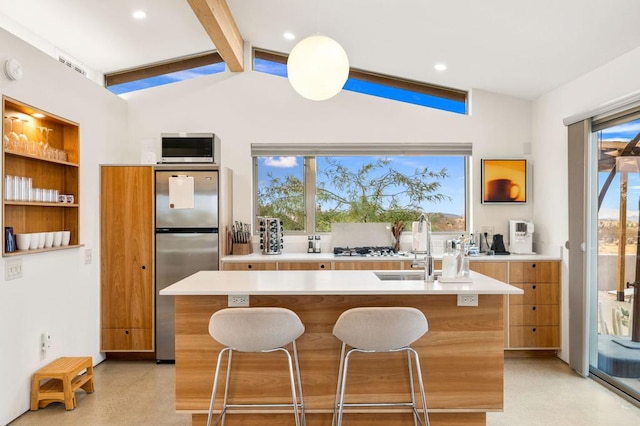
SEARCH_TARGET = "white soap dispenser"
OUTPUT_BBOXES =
[442,240,457,279]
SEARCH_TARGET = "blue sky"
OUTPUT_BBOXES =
[598,118,640,217]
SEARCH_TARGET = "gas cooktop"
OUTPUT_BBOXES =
[333,246,407,257]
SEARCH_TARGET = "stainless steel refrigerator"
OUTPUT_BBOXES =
[155,167,220,362]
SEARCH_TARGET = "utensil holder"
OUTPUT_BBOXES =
[233,242,252,255]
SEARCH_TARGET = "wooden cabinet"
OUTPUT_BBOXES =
[2,97,80,255]
[334,261,399,270]
[278,261,330,270]
[222,262,276,271]
[100,166,154,351]
[508,261,560,349]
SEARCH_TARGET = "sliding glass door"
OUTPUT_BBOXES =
[589,113,640,401]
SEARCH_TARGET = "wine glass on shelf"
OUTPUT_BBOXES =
[7,116,20,151]
[45,128,54,159]
[37,126,47,157]
[18,119,29,153]
[2,116,9,149]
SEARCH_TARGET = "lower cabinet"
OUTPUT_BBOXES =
[100,166,154,351]
[222,262,276,271]
[507,261,560,349]
[278,262,330,270]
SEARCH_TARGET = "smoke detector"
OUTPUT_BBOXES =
[4,58,23,81]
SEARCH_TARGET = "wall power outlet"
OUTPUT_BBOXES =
[228,295,250,307]
[457,294,479,307]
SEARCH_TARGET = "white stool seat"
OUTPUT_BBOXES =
[333,306,428,351]
[332,307,430,426]
[209,307,304,352]
[207,307,306,426]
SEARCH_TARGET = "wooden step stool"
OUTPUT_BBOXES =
[30,357,95,411]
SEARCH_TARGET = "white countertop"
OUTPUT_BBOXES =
[221,252,561,262]
[160,270,523,296]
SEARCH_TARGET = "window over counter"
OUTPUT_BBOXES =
[253,143,470,234]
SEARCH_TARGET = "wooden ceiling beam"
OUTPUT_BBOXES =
[187,0,244,72]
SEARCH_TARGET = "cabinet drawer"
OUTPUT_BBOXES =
[278,262,330,270]
[222,262,276,271]
[469,261,508,282]
[509,326,559,348]
[101,328,153,351]
[335,261,399,270]
[509,283,559,305]
[509,261,560,283]
[509,305,559,326]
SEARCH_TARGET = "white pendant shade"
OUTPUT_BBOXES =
[287,35,349,101]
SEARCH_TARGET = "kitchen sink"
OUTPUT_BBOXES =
[374,271,426,281]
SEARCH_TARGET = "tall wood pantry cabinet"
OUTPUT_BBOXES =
[100,165,154,351]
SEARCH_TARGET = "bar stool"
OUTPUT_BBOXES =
[207,307,306,426]
[332,307,429,426]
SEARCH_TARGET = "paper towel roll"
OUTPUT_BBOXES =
[412,221,428,253]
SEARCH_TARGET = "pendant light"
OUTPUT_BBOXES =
[287,35,349,101]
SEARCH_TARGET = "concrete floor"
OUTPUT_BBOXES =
[10,357,640,425]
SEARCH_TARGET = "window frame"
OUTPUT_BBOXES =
[252,143,471,235]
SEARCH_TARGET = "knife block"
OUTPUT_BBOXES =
[233,242,252,255]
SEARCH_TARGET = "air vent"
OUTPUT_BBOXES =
[58,55,87,76]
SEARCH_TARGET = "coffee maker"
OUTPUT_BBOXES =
[509,220,534,254]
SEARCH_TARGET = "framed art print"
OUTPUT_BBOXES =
[481,159,527,204]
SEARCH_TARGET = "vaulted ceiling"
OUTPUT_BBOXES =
[2,0,640,100]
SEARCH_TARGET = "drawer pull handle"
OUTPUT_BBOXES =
[532,306,536,311]
[532,263,536,268]
[532,328,537,333]
[320,264,325,269]
[532,285,536,290]
[125,330,129,335]
[247,264,253,269]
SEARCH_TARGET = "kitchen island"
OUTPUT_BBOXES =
[161,270,523,426]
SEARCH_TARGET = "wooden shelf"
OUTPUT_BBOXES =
[3,96,80,256]
[4,201,79,207]
[4,150,79,167]
[4,244,84,256]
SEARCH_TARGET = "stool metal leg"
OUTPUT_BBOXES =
[332,342,347,426]
[407,350,418,426]
[207,347,232,426]
[332,346,429,426]
[208,345,305,426]
[292,340,306,426]
[408,347,429,426]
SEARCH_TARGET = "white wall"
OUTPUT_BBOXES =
[124,67,534,245]
[0,28,127,425]
[532,46,640,363]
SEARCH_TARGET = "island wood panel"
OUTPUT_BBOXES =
[175,293,505,425]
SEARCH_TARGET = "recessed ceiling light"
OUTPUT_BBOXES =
[434,63,447,71]
[132,10,147,20]
[283,32,295,40]
[32,113,45,118]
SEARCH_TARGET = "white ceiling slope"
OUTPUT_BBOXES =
[1,0,640,100]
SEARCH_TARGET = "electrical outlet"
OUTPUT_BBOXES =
[84,249,92,264]
[5,258,23,280]
[228,294,250,307]
[41,331,51,352]
[457,294,478,307]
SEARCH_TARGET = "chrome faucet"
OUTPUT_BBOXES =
[411,213,435,282]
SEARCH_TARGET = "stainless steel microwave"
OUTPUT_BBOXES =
[160,133,220,164]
